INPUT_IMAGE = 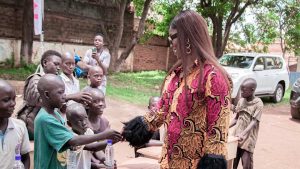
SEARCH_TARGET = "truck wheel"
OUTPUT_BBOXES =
[272,84,284,103]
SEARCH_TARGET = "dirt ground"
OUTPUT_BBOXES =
[104,99,300,169]
[11,79,300,169]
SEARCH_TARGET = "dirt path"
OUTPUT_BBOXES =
[106,99,300,169]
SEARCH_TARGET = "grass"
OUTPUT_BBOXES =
[80,71,166,106]
[261,87,291,105]
[0,64,291,107]
[0,64,38,81]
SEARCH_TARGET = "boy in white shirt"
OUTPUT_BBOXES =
[0,79,30,169]
[66,102,114,169]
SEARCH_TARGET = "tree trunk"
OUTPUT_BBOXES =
[109,0,127,72]
[215,17,224,58]
[113,0,152,72]
[21,0,34,64]
[222,22,233,56]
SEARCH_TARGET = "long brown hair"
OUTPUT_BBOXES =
[169,10,230,91]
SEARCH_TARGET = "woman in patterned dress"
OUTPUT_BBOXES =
[123,10,231,169]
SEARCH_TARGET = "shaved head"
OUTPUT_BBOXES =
[37,74,66,109]
[82,87,105,114]
[0,79,16,117]
[82,87,104,99]
[0,79,14,92]
[62,52,74,61]
[87,66,103,88]
[66,102,86,122]
[66,102,89,134]
[242,78,257,90]
[149,96,160,105]
[88,66,103,76]
[241,78,257,100]
[37,74,64,94]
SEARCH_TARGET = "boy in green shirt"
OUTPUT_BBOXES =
[34,74,121,169]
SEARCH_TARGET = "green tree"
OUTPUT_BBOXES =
[107,0,153,72]
[197,0,259,58]
[228,4,278,53]
[262,0,300,57]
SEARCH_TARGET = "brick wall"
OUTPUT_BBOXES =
[133,36,177,71]
[0,0,175,71]
[0,0,134,46]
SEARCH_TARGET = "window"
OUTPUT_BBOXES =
[265,57,275,70]
[254,57,265,69]
[273,57,283,69]
[219,55,254,69]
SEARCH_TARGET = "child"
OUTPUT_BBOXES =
[60,52,92,110]
[83,87,110,134]
[17,50,62,140]
[230,78,264,169]
[77,34,111,94]
[0,79,30,169]
[83,66,104,90]
[34,74,121,169]
[82,87,110,165]
[134,96,163,157]
[146,96,162,143]
[66,102,110,169]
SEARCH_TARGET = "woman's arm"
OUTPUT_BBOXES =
[198,69,231,169]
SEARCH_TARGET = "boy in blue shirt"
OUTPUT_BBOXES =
[34,74,121,169]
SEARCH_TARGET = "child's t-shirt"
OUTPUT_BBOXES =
[60,73,80,106]
[67,128,94,169]
[34,108,73,169]
[234,97,264,153]
[0,118,30,168]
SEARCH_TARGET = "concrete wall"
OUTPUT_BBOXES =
[0,37,135,71]
[0,1,175,72]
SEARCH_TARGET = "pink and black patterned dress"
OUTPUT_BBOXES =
[143,63,231,169]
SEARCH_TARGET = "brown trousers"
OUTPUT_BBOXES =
[233,147,253,169]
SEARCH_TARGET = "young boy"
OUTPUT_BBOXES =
[66,102,110,169]
[83,87,110,134]
[77,34,111,94]
[34,74,121,169]
[17,50,62,140]
[230,78,264,169]
[82,87,111,165]
[60,52,92,109]
[0,79,30,169]
[83,66,104,90]
[134,96,162,157]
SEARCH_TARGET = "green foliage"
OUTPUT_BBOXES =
[133,0,146,16]
[0,64,38,80]
[285,3,300,56]
[227,0,300,54]
[145,0,185,37]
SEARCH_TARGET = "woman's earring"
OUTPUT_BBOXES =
[186,39,191,54]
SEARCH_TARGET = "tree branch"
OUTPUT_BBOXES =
[115,0,152,70]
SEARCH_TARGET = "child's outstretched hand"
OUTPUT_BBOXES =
[102,129,122,142]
